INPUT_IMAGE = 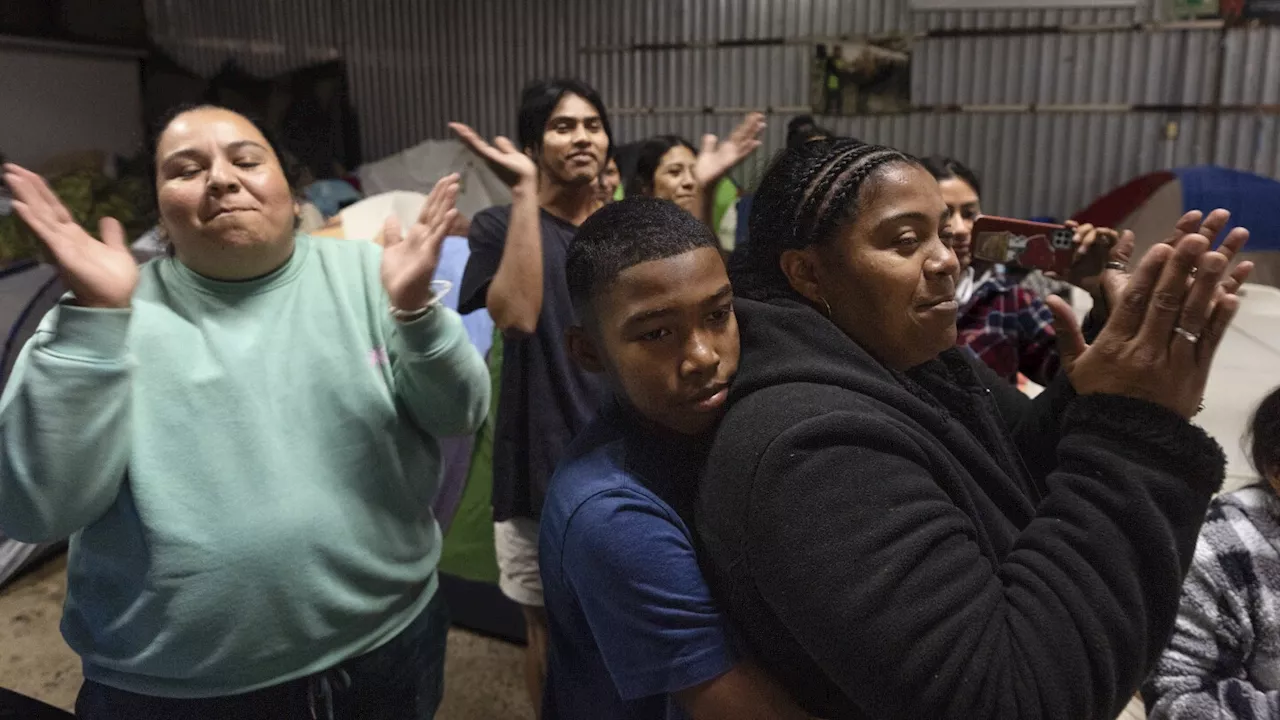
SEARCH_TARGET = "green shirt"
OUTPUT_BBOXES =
[0,234,489,697]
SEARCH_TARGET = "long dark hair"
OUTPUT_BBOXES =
[625,135,695,197]
[1247,385,1280,482]
[732,138,921,304]
[920,155,982,199]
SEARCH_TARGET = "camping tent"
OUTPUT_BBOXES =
[1075,166,1280,288]
[1075,166,1280,491]
[1197,283,1280,492]
[357,139,511,221]
[0,261,65,586]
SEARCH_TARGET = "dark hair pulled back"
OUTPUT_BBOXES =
[1247,385,1280,482]
[625,135,695,197]
[148,103,303,193]
[920,155,982,199]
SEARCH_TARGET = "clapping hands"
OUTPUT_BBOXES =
[380,174,460,313]
[3,164,138,309]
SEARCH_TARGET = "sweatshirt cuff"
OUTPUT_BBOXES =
[393,305,467,358]
[1063,394,1226,496]
[46,304,131,362]
[1039,371,1079,422]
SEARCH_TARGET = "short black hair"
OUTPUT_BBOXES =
[517,78,613,156]
[625,135,696,197]
[921,155,982,199]
[1248,385,1280,481]
[732,138,921,305]
[567,196,720,323]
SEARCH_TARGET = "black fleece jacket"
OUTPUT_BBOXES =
[696,298,1226,720]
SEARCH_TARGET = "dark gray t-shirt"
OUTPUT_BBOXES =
[459,205,606,522]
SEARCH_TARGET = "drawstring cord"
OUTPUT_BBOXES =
[307,667,352,720]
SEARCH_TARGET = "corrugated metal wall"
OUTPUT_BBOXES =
[144,0,1278,219]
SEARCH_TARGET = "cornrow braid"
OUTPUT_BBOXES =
[793,143,874,243]
[733,139,921,304]
[808,147,912,250]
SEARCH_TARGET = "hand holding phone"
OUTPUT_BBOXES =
[970,215,1112,280]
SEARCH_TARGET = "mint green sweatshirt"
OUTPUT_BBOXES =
[0,234,490,697]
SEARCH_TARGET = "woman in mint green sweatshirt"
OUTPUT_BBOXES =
[0,106,490,719]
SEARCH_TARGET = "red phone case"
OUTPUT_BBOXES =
[971,215,1076,275]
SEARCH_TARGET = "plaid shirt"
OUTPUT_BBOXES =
[1144,486,1280,719]
[956,266,1060,386]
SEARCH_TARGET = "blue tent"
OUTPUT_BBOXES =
[1076,165,1280,288]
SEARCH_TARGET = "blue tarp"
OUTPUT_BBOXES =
[435,235,494,357]
[430,235,494,532]
[1173,166,1280,253]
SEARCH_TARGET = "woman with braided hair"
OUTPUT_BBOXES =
[696,138,1253,719]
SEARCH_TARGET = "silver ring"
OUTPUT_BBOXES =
[1174,326,1200,344]
[1104,261,1128,272]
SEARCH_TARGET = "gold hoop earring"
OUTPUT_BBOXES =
[820,297,833,318]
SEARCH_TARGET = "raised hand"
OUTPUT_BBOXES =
[1047,234,1239,420]
[449,122,538,192]
[693,112,767,187]
[3,163,138,309]
[381,174,459,313]
[1096,210,1253,317]
[1165,209,1253,293]
[1091,228,1137,310]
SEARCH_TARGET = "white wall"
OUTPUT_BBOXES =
[0,43,143,168]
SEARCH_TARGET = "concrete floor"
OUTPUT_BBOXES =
[0,550,1157,712]
[0,554,533,719]
[0,556,1152,720]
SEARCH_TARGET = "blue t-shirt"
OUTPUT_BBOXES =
[539,402,736,720]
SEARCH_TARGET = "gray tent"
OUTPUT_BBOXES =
[0,261,65,587]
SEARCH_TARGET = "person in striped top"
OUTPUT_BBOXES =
[1144,384,1280,719]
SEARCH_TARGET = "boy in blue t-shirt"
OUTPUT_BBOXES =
[538,197,805,719]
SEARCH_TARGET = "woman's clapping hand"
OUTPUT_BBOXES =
[4,163,138,309]
[1048,224,1250,420]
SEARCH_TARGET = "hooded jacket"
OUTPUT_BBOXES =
[696,297,1225,720]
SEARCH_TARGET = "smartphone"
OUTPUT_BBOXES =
[970,215,1103,277]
